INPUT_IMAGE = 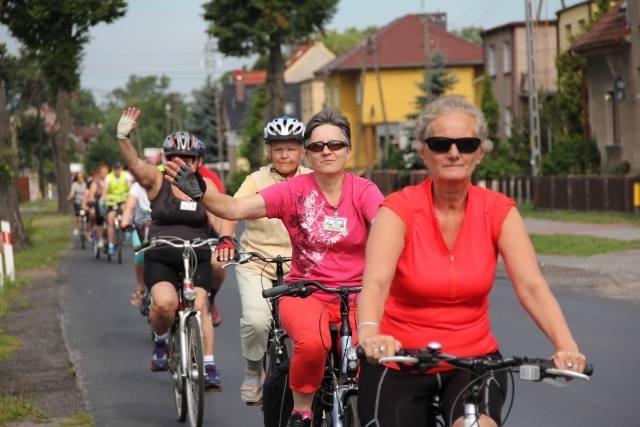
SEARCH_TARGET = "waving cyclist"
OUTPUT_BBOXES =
[166,109,384,427]
[214,116,312,404]
[115,107,223,390]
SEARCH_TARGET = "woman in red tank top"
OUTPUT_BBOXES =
[356,96,587,427]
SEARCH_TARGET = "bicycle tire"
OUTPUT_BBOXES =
[344,394,361,427]
[185,315,204,427]
[79,218,86,250]
[170,326,187,422]
[117,228,123,264]
[93,231,100,259]
[311,379,332,427]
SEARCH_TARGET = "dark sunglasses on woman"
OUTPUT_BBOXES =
[306,140,349,153]
[424,137,482,154]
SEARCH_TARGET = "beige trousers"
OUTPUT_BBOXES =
[236,268,274,362]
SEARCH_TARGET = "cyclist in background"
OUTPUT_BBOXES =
[83,163,109,249]
[121,171,152,306]
[67,172,87,236]
[195,140,226,328]
[104,161,133,255]
[214,116,312,404]
[167,109,384,427]
[115,107,222,390]
[356,96,586,427]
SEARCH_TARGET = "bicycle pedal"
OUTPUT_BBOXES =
[205,387,222,393]
[245,400,262,406]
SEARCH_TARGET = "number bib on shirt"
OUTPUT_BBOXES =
[324,216,347,232]
[180,200,197,211]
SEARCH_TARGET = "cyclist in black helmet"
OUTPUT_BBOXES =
[115,107,223,391]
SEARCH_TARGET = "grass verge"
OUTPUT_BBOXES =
[0,200,76,425]
[519,203,640,225]
[530,233,640,256]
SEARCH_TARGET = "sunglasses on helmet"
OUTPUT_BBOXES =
[423,137,482,154]
[305,140,349,153]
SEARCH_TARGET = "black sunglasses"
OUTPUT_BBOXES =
[306,140,349,153]
[424,137,482,154]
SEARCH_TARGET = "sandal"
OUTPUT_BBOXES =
[131,290,147,306]
[240,369,263,403]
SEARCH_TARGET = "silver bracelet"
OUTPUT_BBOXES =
[357,322,380,334]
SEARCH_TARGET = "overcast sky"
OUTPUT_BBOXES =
[1,0,570,104]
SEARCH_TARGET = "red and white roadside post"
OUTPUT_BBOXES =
[1,220,15,286]
[0,229,4,289]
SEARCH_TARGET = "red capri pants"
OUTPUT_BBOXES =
[279,294,359,393]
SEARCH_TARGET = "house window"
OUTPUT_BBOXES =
[333,87,340,108]
[578,19,586,32]
[606,91,621,145]
[502,41,511,74]
[565,23,572,40]
[505,107,513,138]
[488,45,496,77]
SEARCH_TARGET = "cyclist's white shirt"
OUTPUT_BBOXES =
[129,182,151,227]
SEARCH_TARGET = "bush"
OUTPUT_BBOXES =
[541,136,600,175]
[224,171,250,196]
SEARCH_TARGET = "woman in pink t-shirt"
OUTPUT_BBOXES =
[357,96,587,427]
[165,109,384,427]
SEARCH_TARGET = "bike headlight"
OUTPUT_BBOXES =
[79,209,86,216]
[183,287,197,301]
[345,346,359,371]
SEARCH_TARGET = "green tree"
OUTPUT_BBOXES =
[86,75,179,172]
[408,51,458,120]
[186,81,224,163]
[1,0,127,214]
[70,89,103,126]
[239,85,268,170]
[318,26,379,55]
[480,74,500,143]
[451,26,484,46]
[203,0,339,124]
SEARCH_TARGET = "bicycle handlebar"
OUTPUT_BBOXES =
[221,251,292,269]
[356,343,593,382]
[262,280,362,299]
[133,236,219,254]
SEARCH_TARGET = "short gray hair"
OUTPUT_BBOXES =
[304,109,352,148]
[415,96,493,152]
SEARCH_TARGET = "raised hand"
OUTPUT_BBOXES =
[117,107,141,139]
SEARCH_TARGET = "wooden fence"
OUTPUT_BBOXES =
[369,170,640,214]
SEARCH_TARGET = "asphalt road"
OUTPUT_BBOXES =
[60,242,639,426]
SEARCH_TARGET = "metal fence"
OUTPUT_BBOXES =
[368,170,640,213]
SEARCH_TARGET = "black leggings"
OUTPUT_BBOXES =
[143,247,212,293]
[358,351,508,427]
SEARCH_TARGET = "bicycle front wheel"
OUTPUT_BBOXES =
[170,326,187,422]
[344,394,361,427]
[185,315,204,427]
[79,218,86,249]
[116,228,123,264]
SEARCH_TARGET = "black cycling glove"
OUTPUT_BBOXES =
[172,165,207,202]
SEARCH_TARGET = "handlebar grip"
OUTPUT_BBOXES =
[583,363,594,376]
[262,284,290,299]
[133,241,151,252]
[356,347,367,359]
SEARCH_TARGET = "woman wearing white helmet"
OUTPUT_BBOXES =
[214,115,312,404]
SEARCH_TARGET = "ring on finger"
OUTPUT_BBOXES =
[566,362,573,368]
[379,345,386,352]
[372,348,379,352]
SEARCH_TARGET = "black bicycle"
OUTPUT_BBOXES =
[78,208,88,250]
[361,342,593,426]
[223,251,294,405]
[263,281,361,427]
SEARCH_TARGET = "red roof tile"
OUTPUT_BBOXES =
[234,70,267,85]
[324,14,483,72]
[285,44,312,68]
[570,0,631,52]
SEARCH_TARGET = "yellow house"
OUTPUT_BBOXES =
[319,13,484,172]
[284,42,336,125]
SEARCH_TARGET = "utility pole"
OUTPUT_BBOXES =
[525,0,542,176]
[205,37,225,181]
[371,36,390,169]
[423,13,432,102]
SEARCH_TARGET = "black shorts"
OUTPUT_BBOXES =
[73,203,83,216]
[143,247,212,293]
[357,351,508,427]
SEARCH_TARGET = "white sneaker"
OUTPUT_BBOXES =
[73,228,79,236]
[98,239,105,249]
